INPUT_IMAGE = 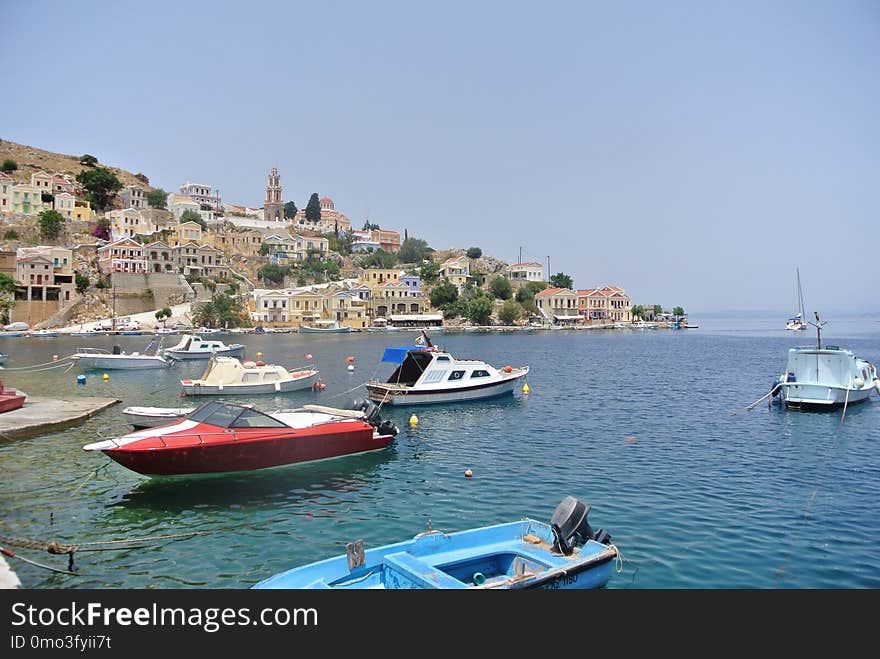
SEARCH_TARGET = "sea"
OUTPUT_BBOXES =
[1,315,878,589]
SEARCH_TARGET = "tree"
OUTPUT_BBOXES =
[466,295,494,325]
[429,278,459,308]
[398,237,430,263]
[356,249,397,269]
[283,201,298,218]
[673,306,685,317]
[258,243,271,256]
[134,173,150,185]
[419,260,440,283]
[498,299,521,325]
[361,220,380,230]
[524,280,548,296]
[193,292,247,328]
[550,272,574,289]
[652,304,663,316]
[155,307,172,326]
[1,159,18,173]
[466,247,482,259]
[631,305,645,321]
[488,275,513,300]
[38,209,64,241]
[147,188,168,209]
[93,217,111,240]
[75,167,122,211]
[41,192,54,203]
[257,263,288,285]
[305,193,321,223]
[79,154,98,166]
[179,209,207,230]
[3,229,18,240]
[0,273,20,324]
[75,272,90,294]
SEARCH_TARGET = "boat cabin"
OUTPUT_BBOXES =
[168,335,231,352]
[381,346,499,388]
[785,346,866,387]
[198,357,289,385]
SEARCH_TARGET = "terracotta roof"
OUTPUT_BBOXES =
[536,287,565,297]
[508,262,543,268]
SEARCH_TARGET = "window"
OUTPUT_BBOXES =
[471,370,490,378]
[448,370,465,381]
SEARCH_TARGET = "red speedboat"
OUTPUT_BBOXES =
[84,400,399,476]
[0,379,26,414]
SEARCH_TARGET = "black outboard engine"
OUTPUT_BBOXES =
[550,496,612,555]
[346,399,399,437]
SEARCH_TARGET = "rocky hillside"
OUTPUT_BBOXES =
[0,138,155,191]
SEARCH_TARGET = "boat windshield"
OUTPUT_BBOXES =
[187,402,287,428]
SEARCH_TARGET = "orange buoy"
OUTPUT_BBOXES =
[255,360,266,366]
[464,469,473,478]
[503,365,512,373]
[305,353,313,360]
[346,356,355,363]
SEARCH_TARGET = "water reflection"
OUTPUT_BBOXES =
[106,447,398,513]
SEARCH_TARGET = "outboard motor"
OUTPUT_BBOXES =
[550,496,611,555]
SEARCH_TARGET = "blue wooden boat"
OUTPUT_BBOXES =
[253,496,620,590]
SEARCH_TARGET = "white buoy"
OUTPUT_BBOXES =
[347,364,355,371]
[854,377,865,388]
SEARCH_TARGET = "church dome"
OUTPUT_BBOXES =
[319,196,334,210]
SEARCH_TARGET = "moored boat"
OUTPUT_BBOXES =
[72,340,170,370]
[123,405,195,428]
[299,320,353,333]
[180,356,320,395]
[252,496,619,590]
[772,313,880,409]
[365,331,529,406]
[83,399,398,476]
[0,378,26,413]
[162,334,246,360]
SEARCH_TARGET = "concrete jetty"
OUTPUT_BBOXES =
[0,396,120,440]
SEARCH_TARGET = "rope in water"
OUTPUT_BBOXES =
[0,355,76,371]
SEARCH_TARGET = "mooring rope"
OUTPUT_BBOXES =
[1,462,111,495]
[0,355,76,371]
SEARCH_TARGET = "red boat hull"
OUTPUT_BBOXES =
[101,424,395,476]
[0,392,26,413]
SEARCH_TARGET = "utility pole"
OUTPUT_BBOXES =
[519,246,522,264]
[547,256,551,282]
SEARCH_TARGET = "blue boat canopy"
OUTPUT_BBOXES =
[381,347,427,364]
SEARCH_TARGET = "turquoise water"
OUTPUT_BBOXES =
[1,317,879,589]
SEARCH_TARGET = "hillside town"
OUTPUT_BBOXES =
[0,141,682,332]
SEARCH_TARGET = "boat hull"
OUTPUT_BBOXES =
[165,346,245,360]
[366,372,526,405]
[74,356,169,370]
[98,427,395,476]
[0,394,26,413]
[299,327,352,333]
[253,519,617,590]
[182,372,319,396]
[781,383,874,407]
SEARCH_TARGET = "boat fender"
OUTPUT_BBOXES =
[874,378,880,394]
[243,361,257,368]
[274,381,281,392]
[854,377,864,389]
[255,360,266,367]
[472,572,486,586]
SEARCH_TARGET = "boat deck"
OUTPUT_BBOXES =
[0,396,121,440]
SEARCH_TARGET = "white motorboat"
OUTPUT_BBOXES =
[299,320,353,334]
[30,329,60,337]
[180,356,320,395]
[365,331,529,406]
[162,334,246,360]
[772,314,880,409]
[73,339,170,370]
[123,405,195,428]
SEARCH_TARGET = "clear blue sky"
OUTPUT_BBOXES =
[2,1,878,314]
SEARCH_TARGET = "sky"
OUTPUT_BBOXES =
[2,1,878,314]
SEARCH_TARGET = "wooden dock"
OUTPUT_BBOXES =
[0,396,121,440]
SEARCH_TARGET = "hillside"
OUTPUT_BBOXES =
[0,138,155,191]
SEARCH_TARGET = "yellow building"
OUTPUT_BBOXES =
[359,268,401,287]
